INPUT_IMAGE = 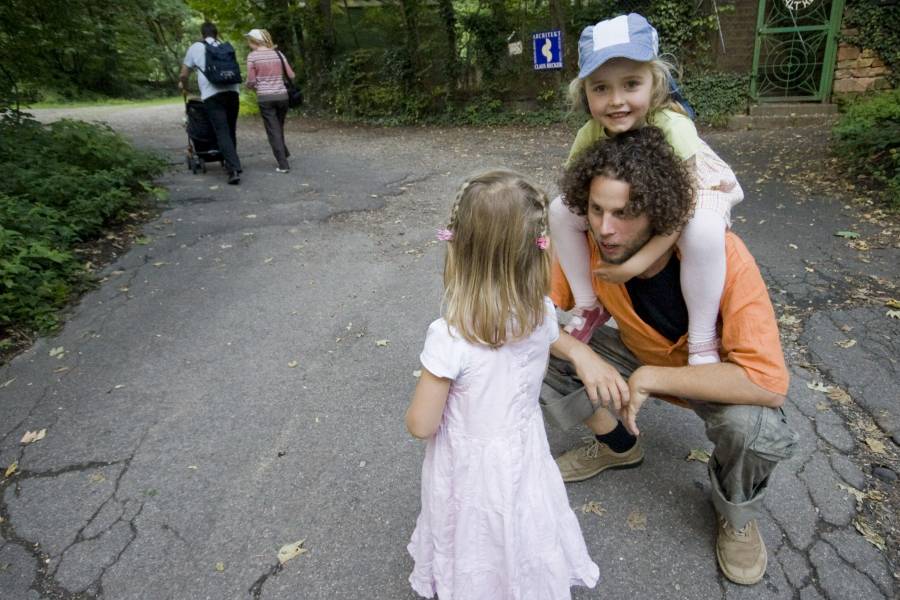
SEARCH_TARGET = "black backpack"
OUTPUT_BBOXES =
[203,41,242,85]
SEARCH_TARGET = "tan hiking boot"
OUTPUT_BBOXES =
[555,437,644,483]
[716,517,767,585]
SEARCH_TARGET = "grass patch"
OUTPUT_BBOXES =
[24,96,182,110]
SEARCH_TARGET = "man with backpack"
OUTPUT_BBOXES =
[180,21,243,185]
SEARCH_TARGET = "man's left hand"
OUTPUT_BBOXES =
[621,366,652,435]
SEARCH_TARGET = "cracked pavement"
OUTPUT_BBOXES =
[0,104,897,599]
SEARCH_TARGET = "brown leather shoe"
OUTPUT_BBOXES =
[716,517,767,585]
[555,438,644,483]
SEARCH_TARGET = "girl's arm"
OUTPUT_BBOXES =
[405,368,451,439]
[594,231,679,283]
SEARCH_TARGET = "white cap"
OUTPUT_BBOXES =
[245,29,265,43]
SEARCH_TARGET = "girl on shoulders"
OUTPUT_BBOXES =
[552,13,744,366]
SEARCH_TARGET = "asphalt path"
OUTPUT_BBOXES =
[0,102,897,599]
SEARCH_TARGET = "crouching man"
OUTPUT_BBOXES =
[542,127,798,585]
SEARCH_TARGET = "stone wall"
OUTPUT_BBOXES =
[832,29,893,95]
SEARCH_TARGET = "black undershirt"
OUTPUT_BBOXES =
[624,254,689,343]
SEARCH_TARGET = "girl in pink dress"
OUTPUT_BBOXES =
[405,170,599,599]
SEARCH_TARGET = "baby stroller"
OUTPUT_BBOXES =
[183,95,224,174]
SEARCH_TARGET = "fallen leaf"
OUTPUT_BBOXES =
[215,562,225,572]
[626,510,647,531]
[20,429,47,445]
[886,299,900,310]
[277,539,308,564]
[580,500,607,516]
[806,381,831,393]
[375,339,390,347]
[827,388,852,404]
[152,261,168,267]
[90,473,106,483]
[838,483,866,506]
[5,462,18,478]
[834,339,856,349]
[54,366,70,374]
[788,243,798,250]
[49,346,65,358]
[854,518,886,551]
[412,370,422,378]
[287,361,299,368]
[187,465,198,470]
[867,490,887,503]
[834,231,860,239]
[887,310,900,320]
[686,449,710,463]
[865,437,886,454]
[245,214,257,219]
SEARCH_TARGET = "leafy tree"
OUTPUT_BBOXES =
[0,0,193,103]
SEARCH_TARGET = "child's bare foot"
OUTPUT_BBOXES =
[564,305,611,343]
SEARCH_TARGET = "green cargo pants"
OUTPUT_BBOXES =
[540,326,798,529]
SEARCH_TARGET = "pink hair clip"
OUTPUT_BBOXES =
[436,228,454,241]
[536,236,549,250]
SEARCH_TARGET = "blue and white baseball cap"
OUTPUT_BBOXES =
[577,14,659,79]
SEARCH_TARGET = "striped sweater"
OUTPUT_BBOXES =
[246,48,296,101]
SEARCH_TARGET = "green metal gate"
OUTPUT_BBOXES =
[751,0,845,102]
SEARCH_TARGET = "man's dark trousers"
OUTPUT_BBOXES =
[204,90,241,174]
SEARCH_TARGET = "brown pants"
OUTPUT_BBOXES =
[258,99,290,170]
[541,326,798,528]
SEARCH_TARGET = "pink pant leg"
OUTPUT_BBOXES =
[677,208,727,363]
[549,195,598,309]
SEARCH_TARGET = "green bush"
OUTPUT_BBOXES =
[0,112,165,334]
[832,89,900,207]
[681,72,750,127]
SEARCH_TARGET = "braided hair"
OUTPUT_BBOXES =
[441,170,551,348]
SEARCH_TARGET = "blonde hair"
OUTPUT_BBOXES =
[567,56,688,119]
[441,170,551,348]
[248,29,275,49]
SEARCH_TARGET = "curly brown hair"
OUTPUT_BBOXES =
[560,127,693,236]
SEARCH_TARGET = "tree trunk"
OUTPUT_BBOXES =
[399,0,421,93]
[436,0,458,93]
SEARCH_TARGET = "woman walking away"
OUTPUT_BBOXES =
[405,171,600,599]
[245,29,295,173]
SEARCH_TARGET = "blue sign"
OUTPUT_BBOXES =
[532,30,563,70]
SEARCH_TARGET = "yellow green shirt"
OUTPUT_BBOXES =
[565,109,701,167]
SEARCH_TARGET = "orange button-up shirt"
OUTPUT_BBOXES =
[550,232,789,403]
